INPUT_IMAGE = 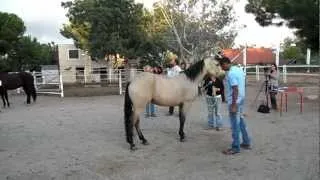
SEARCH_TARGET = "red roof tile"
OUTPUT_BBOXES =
[222,48,276,65]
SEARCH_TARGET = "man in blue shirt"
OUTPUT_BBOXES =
[219,57,251,155]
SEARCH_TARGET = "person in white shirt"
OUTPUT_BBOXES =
[167,62,182,77]
[166,55,182,115]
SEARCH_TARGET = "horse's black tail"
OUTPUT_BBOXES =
[27,73,37,102]
[124,82,133,144]
[31,83,37,102]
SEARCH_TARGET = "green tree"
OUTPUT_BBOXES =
[137,6,171,67]
[245,0,319,51]
[61,0,149,59]
[5,36,53,71]
[155,0,237,63]
[280,37,308,64]
[0,12,26,55]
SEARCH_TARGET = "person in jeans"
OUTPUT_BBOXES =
[219,57,251,155]
[166,53,182,115]
[143,65,156,117]
[268,63,279,110]
[203,76,223,131]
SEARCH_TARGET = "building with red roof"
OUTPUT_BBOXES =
[222,47,276,65]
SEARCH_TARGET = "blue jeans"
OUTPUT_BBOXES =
[229,99,251,152]
[145,103,155,115]
[206,95,223,128]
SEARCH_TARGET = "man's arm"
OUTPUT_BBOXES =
[231,85,238,105]
[228,71,239,105]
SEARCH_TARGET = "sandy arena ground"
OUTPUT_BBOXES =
[0,85,319,180]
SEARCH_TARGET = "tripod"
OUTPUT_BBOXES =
[251,74,270,108]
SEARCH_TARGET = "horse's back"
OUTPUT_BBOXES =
[19,72,34,84]
[153,75,197,105]
[129,72,197,106]
[129,72,155,97]
[0,72,34,90]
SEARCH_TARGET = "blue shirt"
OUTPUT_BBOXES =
[225,66,246,105]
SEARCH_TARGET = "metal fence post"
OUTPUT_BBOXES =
[283,65,287,83]
[59,73,64,98]
[108,67,112,83]
[32,71,38,90]
[255,65,259,81]
[119,70,122,95]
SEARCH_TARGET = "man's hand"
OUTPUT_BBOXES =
[231,103,237,113]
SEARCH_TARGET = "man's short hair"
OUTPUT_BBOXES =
[217,56,231,65]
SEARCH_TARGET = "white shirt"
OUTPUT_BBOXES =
[167,65,182,78]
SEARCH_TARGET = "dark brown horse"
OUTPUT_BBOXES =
[0,72,37,107]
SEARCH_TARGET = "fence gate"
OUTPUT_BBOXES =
[33,72,64,97]
[118,69,143,95]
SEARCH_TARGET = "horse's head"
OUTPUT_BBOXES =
[203,56,225,79]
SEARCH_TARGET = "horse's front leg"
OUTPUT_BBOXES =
[179,103,186,142]
[22,86,31,104]
[1,93,6,108]
[4,90,9,107]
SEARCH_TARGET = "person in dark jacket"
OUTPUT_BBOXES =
[203,76,224,130]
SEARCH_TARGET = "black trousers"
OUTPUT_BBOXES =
[169,106,174,114]
[270,92,277,109]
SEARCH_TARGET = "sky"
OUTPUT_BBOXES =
[0,0,296,48]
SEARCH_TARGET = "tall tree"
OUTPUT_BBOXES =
[280,37,304,64]
[137,6,171,67]
[0,12,26,55]
[155,0,237,63]
[61,0,149,59]
[245,0,319,51]
[5,36,53,71]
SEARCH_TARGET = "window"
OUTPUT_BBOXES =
[68,50,79,59]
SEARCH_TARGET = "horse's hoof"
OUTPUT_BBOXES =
[142,141,149,145]
[130,145,137,151]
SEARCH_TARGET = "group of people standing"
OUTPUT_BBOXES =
[143,65,164,117]
[143,54,186,117]
[202,58,279,155]
[142,53,279,155]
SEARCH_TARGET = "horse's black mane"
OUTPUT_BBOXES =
[183,60,204,81]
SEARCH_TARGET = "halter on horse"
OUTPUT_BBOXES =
[0,72,37,107]
[124,56,225,150]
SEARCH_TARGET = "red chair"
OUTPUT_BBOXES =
[278,87,304,116]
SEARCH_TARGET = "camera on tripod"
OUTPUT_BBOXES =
[251,66,272,113]
[263,67,272,80]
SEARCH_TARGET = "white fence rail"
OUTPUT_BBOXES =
[61,69,144,95]
[246,65,320,83]
[9,65,318,97]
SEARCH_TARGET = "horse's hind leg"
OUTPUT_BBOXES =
[178,103,186,142]
[134,115,149,145]
[23,86,31,104]
[1,93,6,107]
[4,90,9,107]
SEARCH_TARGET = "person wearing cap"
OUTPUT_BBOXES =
[166,52,182,115]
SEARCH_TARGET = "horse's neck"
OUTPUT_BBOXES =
[188,70,207,86]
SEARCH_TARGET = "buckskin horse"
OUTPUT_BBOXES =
[0,72,37,107]
[124,56,225,150]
